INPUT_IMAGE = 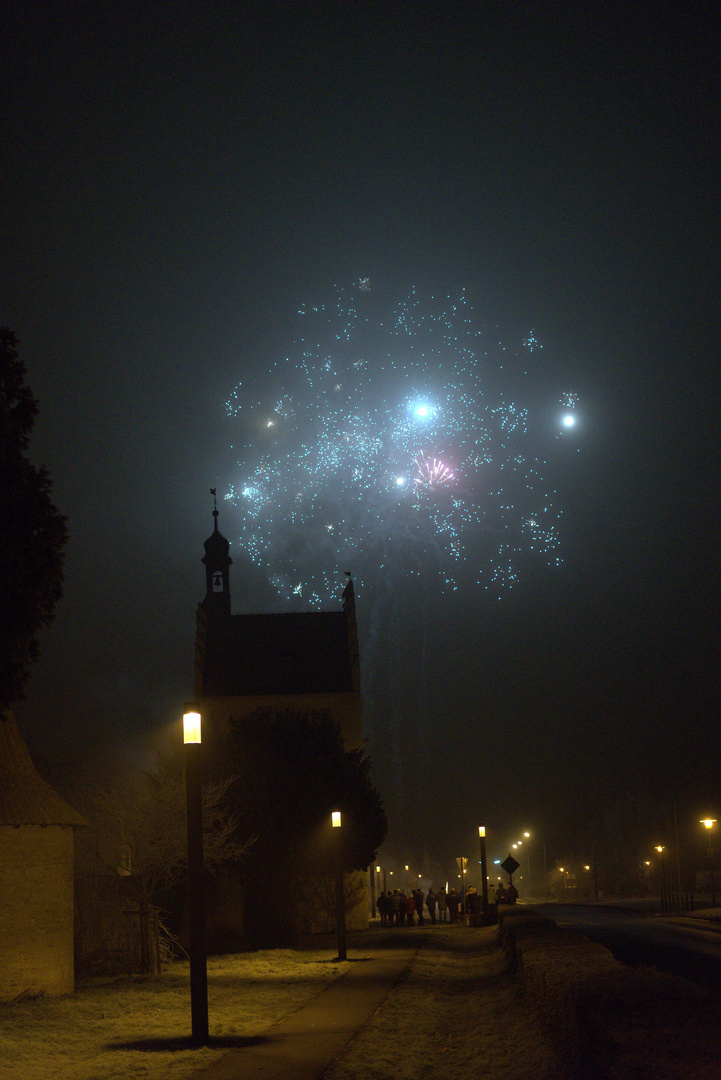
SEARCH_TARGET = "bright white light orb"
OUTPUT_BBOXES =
[415,405,430,418]
[562,414,576,428]
[396,476,405,486]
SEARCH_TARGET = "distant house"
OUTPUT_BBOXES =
[0,710,86,1000]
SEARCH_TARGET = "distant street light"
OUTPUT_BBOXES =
[479,825,489,922]
[183,705,208,1045]
[332,811,347,960]
[655,845,666,894]
[700,819,717,905]
[369,862,377,918]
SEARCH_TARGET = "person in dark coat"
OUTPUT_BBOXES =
[436,887,448,922]
[426,888,437,924]
[465,886,480,925]
[414,888,425,925]
[391,890,402,926]
[448,887,460,923]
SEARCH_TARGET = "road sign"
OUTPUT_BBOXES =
[501,854,520,876]
[456,857,468,870]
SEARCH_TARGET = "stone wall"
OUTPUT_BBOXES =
[0,825,75,1000]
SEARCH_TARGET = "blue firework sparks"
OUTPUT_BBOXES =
[225,283,563,604]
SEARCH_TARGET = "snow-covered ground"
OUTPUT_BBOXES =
[2,916,721,1080]
[0,927,558,1080]
[323,927,561,1080]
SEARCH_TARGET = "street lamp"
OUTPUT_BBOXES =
[183,705,208,1045]
[332,811,346,960]
[479,825,489,922]
[369,862,377,918]
[523,832,531,897]
[655,845,666,894]
[700,819,717,906]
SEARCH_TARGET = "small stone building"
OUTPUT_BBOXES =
[0,710,86,1000]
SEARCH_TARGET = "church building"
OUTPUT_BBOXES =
[192,501,369,935]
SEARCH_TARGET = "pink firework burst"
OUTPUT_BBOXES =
[415,452,454,489]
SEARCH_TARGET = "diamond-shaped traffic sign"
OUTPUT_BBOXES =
[501,854,520,876]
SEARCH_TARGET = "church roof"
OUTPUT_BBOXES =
[0,711,87,827]
[200,610,355,696]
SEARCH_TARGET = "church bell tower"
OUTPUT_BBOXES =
[201,490,232,618]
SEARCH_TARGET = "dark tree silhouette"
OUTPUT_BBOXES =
[0,329,67,708]
[218,708,387,946]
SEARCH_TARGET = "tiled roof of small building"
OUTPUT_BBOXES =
[0,711,87,827]
[200,610,355,697]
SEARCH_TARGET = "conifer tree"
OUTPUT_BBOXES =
[0,329,67,708]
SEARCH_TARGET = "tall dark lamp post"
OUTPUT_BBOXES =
[479,825,489,923]
[332,811,347,960]
[183,706,208,1045]
[523,832,531,896]
[655,845,666,895]
[701,819,717,906]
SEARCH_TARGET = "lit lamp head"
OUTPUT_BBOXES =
[183,707,202,744]
[479,825,485,838]
[701,819,717,830]
[331,810,342,828]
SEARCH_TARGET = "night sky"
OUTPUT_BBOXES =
[3,2,719,868]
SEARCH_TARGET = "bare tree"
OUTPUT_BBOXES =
[79,756,253,973]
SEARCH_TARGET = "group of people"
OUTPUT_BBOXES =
[376,881,518,927]
[495,882,518,905]
[376,886,452,926]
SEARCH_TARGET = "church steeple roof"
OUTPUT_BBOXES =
[201,489,232,617]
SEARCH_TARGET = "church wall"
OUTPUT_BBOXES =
[0,825,75,1000]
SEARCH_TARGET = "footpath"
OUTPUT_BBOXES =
[189,907,721,1080]
[189,940,420,1080]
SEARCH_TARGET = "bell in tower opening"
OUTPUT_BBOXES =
[202,489,232,618]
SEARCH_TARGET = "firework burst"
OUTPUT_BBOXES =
[414,453,454,489]
[225,283,564,602]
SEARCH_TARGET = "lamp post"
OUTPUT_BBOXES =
[523,832,531,897]
[655,845,666,895]
[700,819,717,906]
[479,826,489,923]
[183,706,208,1045]
[369,862,376,918]
[332,811,347,960]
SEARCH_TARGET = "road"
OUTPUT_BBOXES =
[538,902,721,990]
